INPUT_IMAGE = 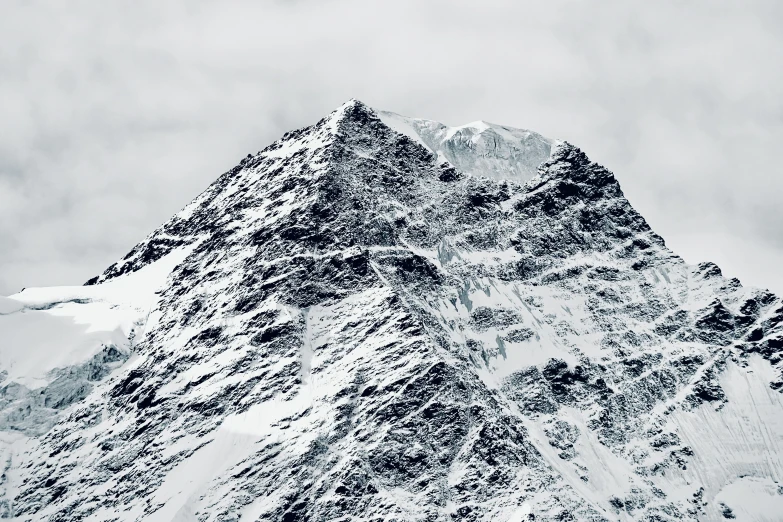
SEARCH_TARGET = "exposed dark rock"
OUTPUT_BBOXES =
[3,100,781,521]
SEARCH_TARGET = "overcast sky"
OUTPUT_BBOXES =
[1,0,782,296]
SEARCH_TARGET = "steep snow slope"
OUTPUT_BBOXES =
[1,100,782,521]
[0,245,195,437]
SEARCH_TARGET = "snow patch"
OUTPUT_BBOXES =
[0,244,196,387]
[713,476,783,522]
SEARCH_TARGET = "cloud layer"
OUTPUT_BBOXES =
[2,0,782,295]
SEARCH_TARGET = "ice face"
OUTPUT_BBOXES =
[377,109,555,182]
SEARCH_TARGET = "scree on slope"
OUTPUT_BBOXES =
[1,100,783,522]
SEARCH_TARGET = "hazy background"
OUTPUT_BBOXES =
[1,0,782,296]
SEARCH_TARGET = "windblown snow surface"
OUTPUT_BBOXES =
[1,100,783,521]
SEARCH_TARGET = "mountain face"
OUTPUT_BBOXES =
[1,100,783,522]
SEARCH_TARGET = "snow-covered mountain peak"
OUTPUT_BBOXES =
[2,100,783,521]
[266,97,557,183]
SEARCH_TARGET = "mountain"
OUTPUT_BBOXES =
[1,99,783,521]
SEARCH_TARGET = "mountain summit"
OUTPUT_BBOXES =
[1,100,782,521]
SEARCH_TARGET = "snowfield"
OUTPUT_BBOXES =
[1,100,782,521]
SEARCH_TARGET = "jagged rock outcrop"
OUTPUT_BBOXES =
[1,100,783,521]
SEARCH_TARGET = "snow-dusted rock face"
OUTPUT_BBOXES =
[1,99,783,521]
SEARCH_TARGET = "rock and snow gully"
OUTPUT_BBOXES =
[1,100,782,521]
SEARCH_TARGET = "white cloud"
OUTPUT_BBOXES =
[1,0,781,294]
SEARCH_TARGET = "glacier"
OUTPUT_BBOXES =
[1,99,782,521]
